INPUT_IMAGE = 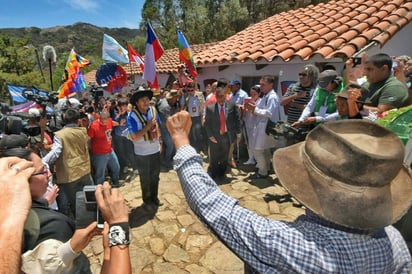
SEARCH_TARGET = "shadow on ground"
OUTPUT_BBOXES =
[129,205,157,228]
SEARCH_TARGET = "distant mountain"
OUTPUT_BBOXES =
[0,22,142,59]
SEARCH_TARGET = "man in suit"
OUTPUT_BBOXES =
[205,86,242,180]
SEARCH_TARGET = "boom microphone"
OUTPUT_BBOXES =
[42,45,56,63]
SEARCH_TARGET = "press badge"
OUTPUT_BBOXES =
[192,106,197,113]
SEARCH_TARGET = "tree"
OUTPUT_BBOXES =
[0,33,49,101]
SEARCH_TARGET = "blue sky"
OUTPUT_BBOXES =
[0,0,144,29]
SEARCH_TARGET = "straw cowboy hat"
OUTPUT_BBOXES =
[273,119,412,230]
[166,89,179,100]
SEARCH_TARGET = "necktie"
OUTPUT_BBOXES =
[220,104,226,134]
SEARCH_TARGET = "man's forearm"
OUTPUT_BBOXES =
[0,218,26,273]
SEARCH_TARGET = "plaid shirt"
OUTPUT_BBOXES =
[174,145,412,273]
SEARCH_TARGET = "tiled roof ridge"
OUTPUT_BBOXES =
[195,0,411,63]
[112,0,411,76]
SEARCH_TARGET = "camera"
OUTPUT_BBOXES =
[266,121,308,145]
[76,185,105,229]
[352,57,362,67]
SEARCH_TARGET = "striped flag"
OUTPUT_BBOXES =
[143,23,164,87]
[177,30,197,78]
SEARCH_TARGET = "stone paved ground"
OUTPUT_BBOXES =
[85,160,305,274]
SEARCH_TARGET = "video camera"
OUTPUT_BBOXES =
[266,121,308,144]
[22,88,59,109]
[89,83,105,111]
[0,102,41,136]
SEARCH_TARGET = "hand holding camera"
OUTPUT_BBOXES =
[95,182,129,225]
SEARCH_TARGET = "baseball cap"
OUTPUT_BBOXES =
[318,70,338,89]
[229,80,241,86]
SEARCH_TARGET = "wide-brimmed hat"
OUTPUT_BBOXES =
[166,89,179,100]
[273,119,412,230]
[130,87,153,106]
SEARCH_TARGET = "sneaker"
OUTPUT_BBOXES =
[249,172,268,179]
[243,159,256,165]
[122,166,129,174]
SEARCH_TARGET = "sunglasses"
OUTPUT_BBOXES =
[298,73,308,77]
[31,165,49,177]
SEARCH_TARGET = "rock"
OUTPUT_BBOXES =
[268,200,281,214]
[185,264,211,274]
[199,241,243,273]
[231,181,250,191]
[163,244,191,263]
[185,234,214,250]
[156,210,177,222]
[240,199,270,216]
[163,193,182,206]
[190,222,210,235]
[177,214,195,227]
[149,237,165,256]
[129,246,156,273]
[155,223,180,242]
[131,221,154,239]
[152,262,188,274]
[226,189,248,199]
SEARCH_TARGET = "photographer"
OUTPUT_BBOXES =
[0,137,96,273]
[27,108,53,157]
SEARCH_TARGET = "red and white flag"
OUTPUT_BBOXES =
[127,43,144,71]
[143,23,164,85]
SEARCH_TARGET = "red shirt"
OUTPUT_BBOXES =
[88,118,113,154]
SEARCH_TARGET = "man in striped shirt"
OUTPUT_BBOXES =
[280,64,319,133]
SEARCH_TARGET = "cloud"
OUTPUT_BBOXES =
[64,0,98,10]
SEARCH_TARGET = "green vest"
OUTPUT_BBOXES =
[314,82,344,114]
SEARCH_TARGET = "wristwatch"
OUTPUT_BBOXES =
[109,222,130,247]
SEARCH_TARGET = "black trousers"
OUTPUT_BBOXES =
[112,134,135,172]
[207,133,230,178]
[134,151,161,205]
[189,116,204,153]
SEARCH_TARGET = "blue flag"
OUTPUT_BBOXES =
[102,34,129,63]
[7,84,28,103]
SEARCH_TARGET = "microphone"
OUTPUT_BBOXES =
[42,45,56,63]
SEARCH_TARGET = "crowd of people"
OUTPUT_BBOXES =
[2,52,412,273]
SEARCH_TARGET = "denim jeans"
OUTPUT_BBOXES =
[134,151,161,205]
[91,151,120,185]
[57,173,94,218]
[112,134,135,172]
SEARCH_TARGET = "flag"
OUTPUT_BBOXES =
[7,84,28,103]
[177,30,198,79]
[102,34,129,63]
[127,42,159,89]
[57,49,91,98]
[143,23,164,85]
[127,43,144,71]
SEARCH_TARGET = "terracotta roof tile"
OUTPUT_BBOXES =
[110,0,410,79]
[193,0,411,64]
